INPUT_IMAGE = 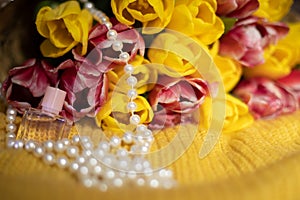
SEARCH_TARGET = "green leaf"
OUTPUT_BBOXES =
[221,17,238,34]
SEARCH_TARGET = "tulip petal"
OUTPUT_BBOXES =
[40,39,77,58]
[36,6,52,38]
[47,20,75,48]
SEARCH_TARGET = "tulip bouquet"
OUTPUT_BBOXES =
[2,0,300,135]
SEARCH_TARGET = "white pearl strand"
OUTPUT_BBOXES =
[3,2,176,191]
[82,0,155,154]
[5,106,175,191]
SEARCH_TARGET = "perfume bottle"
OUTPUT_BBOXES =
[17,86,71,142]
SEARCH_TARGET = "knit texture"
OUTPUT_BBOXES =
[0,109,300,200]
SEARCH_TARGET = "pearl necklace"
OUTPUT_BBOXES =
[5,105,175,190]
[3,1,176,191]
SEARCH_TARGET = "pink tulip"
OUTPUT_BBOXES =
[219,16,289,67]
[88,18,145,66]
[148,109,195,130]
[1,58,58,112]
[277,69,300,105]
[148,109,181,130]
[233,77,298,119]
[149,75,209,114]
[57,59,108,121]
[217,0,259,19]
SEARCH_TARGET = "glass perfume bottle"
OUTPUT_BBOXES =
[17,86,71,142]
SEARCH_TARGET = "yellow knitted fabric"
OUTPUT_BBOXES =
[0,109,300,200]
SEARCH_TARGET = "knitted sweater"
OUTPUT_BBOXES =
[0,110,300,200]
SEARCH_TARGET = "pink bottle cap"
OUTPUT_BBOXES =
[41,86,66,115]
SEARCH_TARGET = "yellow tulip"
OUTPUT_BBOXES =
[36,1,93,57]
[95,93,154,133]
[147,32,200,77]
[209,41,242,92]
[243,44,293,80]
[199,94,254,134]
[254,0,293,21]
[166,0,224,45]
[277,22,300,67]
[108,55,158,94]
[111,0,174,34]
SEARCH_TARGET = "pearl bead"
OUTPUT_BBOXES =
[6,108,17,116]
[24,140,36,152]
[135,134,145,144]
[105,169,115,179]
[82,178,94,188]
[79,166,89,176]
[82,149,92,157]
[43,140,54,151]
[110,136,121,147]
[124,64,134,74]
[84,2,94,9]
[69,161,80,173]
[122,132,133,144]
[80,136,91,143]
[54,141,66,153]
[144,141,152,148]
[72,135,81,144]
[144,129,153,137]
[134,162,143,171]
[61,138,71,146]
[98,141,110,152]
[136,178,145,186]
[130,145,139,153]
[140,146,149,153]
[103,22,112,29]
[112,40,123,51]
[88,157,98,167]
[92,165,102,175]
[117,158,129,169]
[56,156,69,168]
[6,139,15,148]
[82,141,93,150]
[116,148,128,157]
[149,179,159,188]
[102,154,115,166]
[6,132,16,139]
[34,146,45,157]
[13,140,24,149]
[6,123,17,133]
[127,89,137,99]
[127,102,137,111]
[164,170,173,178]
[76,156,86,164]
[130,114,140,125]
[136,124,147,133]
[43,153,55,165]
[94,148,105,158]
[113,178,123,187]
[126,76,137,87]
[119,52,130,61]
[6,114,15,123]
[66,146,79,158]
[100,16,108,22]
[106,30,117,40]
[95,11,104,18]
